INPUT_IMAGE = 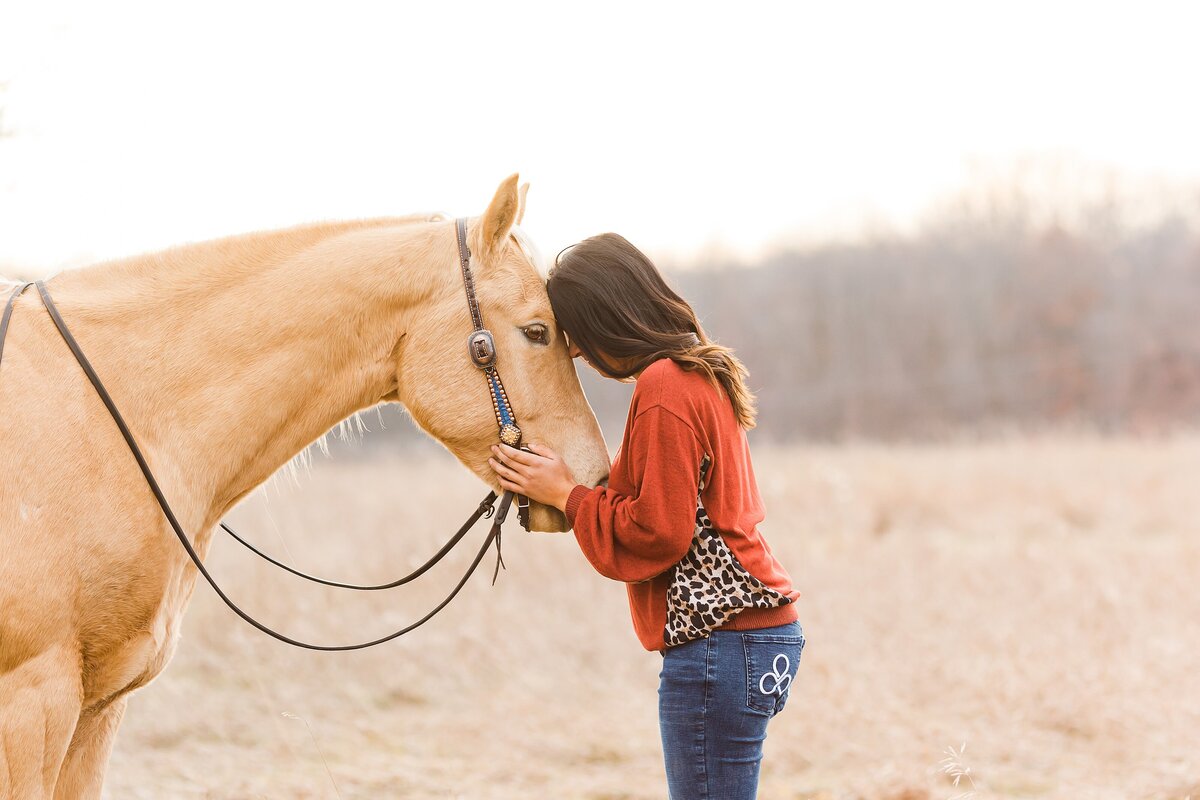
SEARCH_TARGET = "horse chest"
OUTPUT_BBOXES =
[78,561,188,709]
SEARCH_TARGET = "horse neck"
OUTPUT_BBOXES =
[47,217,451,526]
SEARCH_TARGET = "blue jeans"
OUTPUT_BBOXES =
[658,620,805,799]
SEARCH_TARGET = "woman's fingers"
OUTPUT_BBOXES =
[488,456,527,489]
[494,442,538,465]
[488,456,517,477]
[489,451,525,476]
[524,442,559,461]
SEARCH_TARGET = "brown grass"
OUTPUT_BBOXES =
[104,434,1200,798]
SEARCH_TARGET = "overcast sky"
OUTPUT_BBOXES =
[1,0,1197,273]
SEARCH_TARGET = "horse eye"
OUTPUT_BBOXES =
[522,324,548,343]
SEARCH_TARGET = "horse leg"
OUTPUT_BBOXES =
[52,696,128,800]
[0,647,82,800]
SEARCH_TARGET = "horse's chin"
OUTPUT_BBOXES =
[527,503,569,533]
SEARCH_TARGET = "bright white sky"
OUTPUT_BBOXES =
[1,0,1198,273]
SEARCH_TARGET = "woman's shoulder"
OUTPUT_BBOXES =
[633,357,688,403]
[634,358,723,417]
[636,356,699,389]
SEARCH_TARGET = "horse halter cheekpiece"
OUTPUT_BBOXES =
[0,219,539,651]
[455,216,532,531]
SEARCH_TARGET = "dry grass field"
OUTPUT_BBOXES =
[103,434,1200,799]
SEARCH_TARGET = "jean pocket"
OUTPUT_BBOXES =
[743,630,805,717]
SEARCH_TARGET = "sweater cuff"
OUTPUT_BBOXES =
[564,484,592,529]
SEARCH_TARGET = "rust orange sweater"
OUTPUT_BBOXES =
[564,357,800,651]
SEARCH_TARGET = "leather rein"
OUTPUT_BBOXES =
[0,218,533,651]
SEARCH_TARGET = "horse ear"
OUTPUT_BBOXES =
[479,173,520,260]
[515,182,530,226]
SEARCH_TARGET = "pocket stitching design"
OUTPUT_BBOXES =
[757,653,792,696]
[743,634,804,716]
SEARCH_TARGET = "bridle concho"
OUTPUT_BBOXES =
[0,218,541,650]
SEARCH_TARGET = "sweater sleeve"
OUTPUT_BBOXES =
[568,404,705,583]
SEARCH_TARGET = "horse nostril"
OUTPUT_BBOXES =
[597,475,609,488]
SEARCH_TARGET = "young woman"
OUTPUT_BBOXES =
[487,232,804,799]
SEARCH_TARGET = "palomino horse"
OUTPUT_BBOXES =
[0,174,611,798]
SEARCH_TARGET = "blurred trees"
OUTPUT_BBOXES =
[367,188,1199,453]
[671,213,1199,441]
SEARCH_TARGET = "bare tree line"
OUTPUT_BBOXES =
[378,178,1200,451]
[2,108,1195,449]
[350,196,1197,454]
[674,211,1199,441]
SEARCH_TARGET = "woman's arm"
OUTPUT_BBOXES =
[565,405,705,583]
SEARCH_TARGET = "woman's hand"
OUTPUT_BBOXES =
[488,442,578,513]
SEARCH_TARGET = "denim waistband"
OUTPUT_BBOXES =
[659,620,803,655]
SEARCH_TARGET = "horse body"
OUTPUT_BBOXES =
[0,177,610,797]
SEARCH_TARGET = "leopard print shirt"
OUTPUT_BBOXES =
[663,453,792,647]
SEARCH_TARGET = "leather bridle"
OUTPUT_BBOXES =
[0,218,535,651]
[454,216,533,530]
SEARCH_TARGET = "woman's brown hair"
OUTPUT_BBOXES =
[546,232,758,430]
